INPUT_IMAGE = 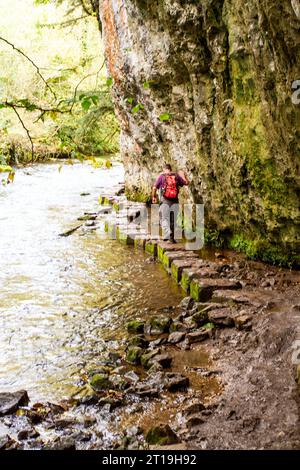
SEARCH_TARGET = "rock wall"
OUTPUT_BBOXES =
[99,0,300,266]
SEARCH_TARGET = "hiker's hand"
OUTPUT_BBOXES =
[152,196,158,204]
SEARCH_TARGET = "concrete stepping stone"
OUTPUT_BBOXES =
[190,278,242,302]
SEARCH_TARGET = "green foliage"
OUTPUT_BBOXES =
[159,112,172,122]
[0,0,119,161]
[131,103,144,114]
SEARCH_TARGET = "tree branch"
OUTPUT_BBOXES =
[70,59,105,112]
[0,36,57,99]
[8,105,34,159]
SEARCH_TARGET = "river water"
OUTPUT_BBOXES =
[0,162,184,402]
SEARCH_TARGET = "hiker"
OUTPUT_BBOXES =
[152,164,189,242]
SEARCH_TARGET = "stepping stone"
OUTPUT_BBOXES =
[190,278,242,302]
[162,251,196,269]
[145,240,158,256]
[104,221,117,238]
[180,266,220,293]
[134,236,148,249]
[157,242,185,262]
[172,260,217,283]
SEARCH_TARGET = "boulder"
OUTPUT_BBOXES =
[0,390,29,416]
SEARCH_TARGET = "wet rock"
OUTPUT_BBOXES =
[191,310,209,326]
[45,436,76,451]
[82,416,97,428]
[131,384,159,398]
[0,435,13,450]
[208,309,235,327]
[164,373,189,392]
[110,374,128,390]
[124,371,140,384]
[98,396,124,410]
[77,215,97,221]
[178,339,191,351]
[186,414,205,429]
[88,365,112,376]
[179,297,195,311]
[183,401,206,416]
[145,424,179,445]
[149,316,172,334]
[126,346,143,365]
[186,328,209,344]
[234,314,252,331]
[79,394,99,406]
[17,428,40,440]
[141,348,161,368]
[127,335,149,349]
[126,320,145,334]
[169,321,187,332]
[153,354,172,369]
[168,332,186,344]
[0,390,29,416]
[90,373,112,392]
[148,337,167,348]
[53,415,78,429]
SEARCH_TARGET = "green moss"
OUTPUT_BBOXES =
[145,425,178,445]
[127,335,148,349]
[162,252,172,269]
[150,316,172,333]
[126,320,145,333]
[157,244,166,262]
[145,240,157,256]
[126,346,143,365]
[117,228,134,245]
[171,263,180,282]
[140,350,159,369]
[190,280,213,302]
[228,234,300,268]
[125,187,151,204]
[180,270,192,293]
[90,374,111,392]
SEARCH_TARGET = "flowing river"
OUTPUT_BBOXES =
[0,161,184,402]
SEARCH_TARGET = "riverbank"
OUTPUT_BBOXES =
[1,175,300,450]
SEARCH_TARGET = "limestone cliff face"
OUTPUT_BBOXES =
[99,0,300,265]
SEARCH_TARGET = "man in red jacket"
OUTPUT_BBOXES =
[152,164,189,242]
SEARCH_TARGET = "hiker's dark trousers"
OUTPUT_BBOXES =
[159,197,179,240]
